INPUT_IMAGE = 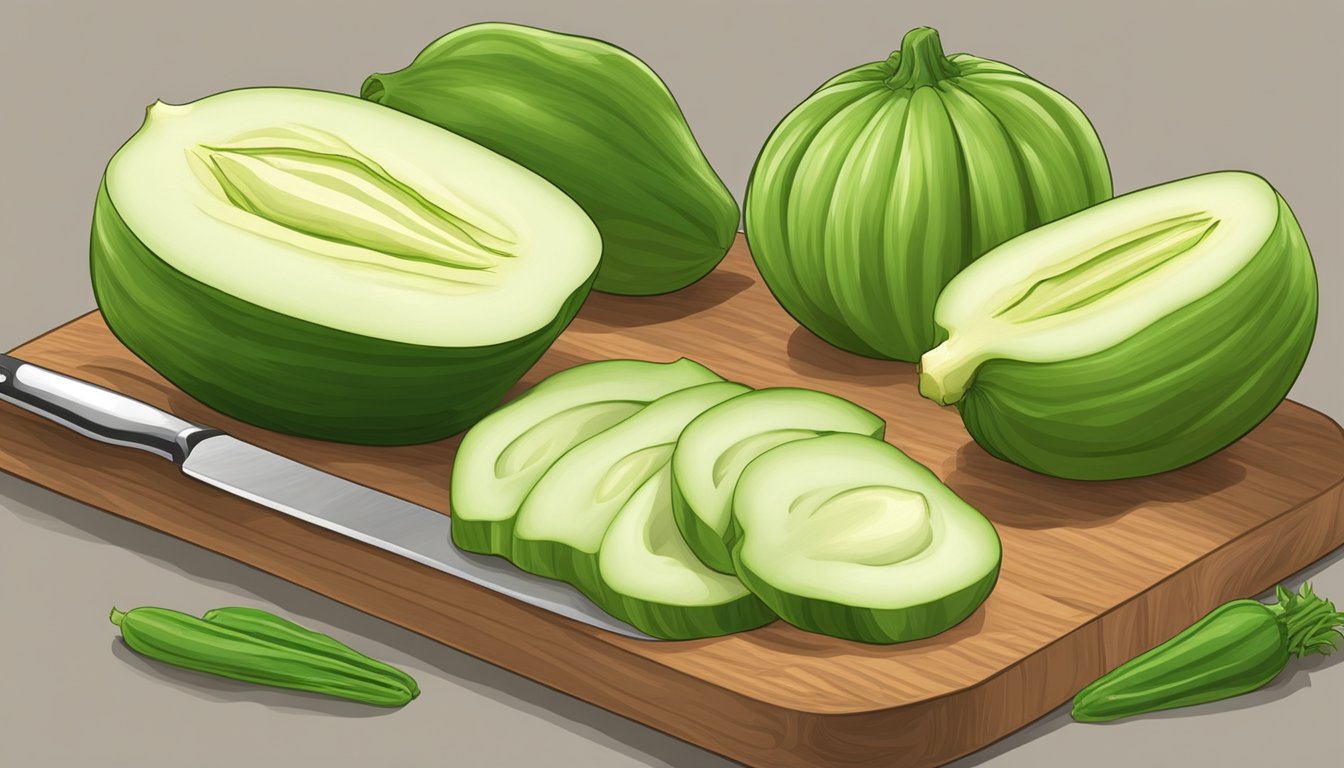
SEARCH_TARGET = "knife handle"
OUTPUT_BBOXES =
[0,353,220,463]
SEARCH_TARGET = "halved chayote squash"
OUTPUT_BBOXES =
[731,433,1001,644]
[919,171,1317,480]
[91,87,600,444]
[362,22,740,296]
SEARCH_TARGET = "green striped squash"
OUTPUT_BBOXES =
[362,22,739,296]
[745,26,1112,362]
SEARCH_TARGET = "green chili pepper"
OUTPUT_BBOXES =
[110,605,419,707]
[1072,583,1344,722]
[201,606,420,698]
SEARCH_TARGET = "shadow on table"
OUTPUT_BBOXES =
[784,325,918,386]
[942,442,1248,530]
[571,269,755,330]
[2,473,738,768]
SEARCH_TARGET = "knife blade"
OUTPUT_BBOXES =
[0,352,652,639]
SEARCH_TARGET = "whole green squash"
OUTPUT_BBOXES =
[362,22,739,296]
[745,26,1112,361]
[918,171,1317,480]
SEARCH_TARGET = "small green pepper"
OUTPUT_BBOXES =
[110,605,418,707]
[201,606,420,698]
[1072,583,1344,722]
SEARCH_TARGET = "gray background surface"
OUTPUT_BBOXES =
[2,1,1340,766]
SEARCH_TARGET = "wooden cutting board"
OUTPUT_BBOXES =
[3,236,1342,768]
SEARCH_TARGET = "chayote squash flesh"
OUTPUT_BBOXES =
[362,22,740,296]
[745,26,1112,362]
[731,433,1001,643]
[919,171,1317,480]
[91,87,600,444]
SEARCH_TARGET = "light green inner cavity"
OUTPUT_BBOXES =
[994,213,1219,323]
[494,401,645,479]
[790,485,932,566]
[187,128,517,277]
[601,468,748,603]
[595,444,677,504]
[711,428,819,487]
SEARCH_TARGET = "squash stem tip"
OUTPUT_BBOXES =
[109,607,126,627]
[1272,583,1344,658]
[361,74,387,102]
[917,341,976,406]
[887,27,958,90]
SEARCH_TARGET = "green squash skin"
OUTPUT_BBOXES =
[450,513,516,560]
[731,544,1000,644]
[579,575,777,640]
[90,181,595,445]
[956,194,1317,480]
[361,22,739,296]
[744,28,1112,362]
[511,534,776,639]
[507,537,601,601]
[668,477,738,574]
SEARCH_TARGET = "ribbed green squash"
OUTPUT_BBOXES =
[91,87,600,444]
[361,22,739,296]
[918,171,1318,480]
[745,26,1112,362]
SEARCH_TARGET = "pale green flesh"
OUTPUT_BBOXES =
[787,484,932,566]
[107,88,600,347]
[599,467,753,605]
[921,171,1280,404]
[494,401,643,479]
[733,433,1000,608]
[193,141,514,273]
[992,213,1218,323]
[514,381,750,555]
[672,388,885,541]
[595,444,676,503]
[451,359,722,525]
[712,429,818,487]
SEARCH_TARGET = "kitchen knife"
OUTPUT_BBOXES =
[0,352,653,640]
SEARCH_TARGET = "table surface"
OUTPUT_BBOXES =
[4,1,1341,766]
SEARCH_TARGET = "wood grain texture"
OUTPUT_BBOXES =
[2,235,1342,767]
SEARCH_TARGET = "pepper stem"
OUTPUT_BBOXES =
[1268,583,1344,658]
[109,607,127,627]
[886,27,959,90]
